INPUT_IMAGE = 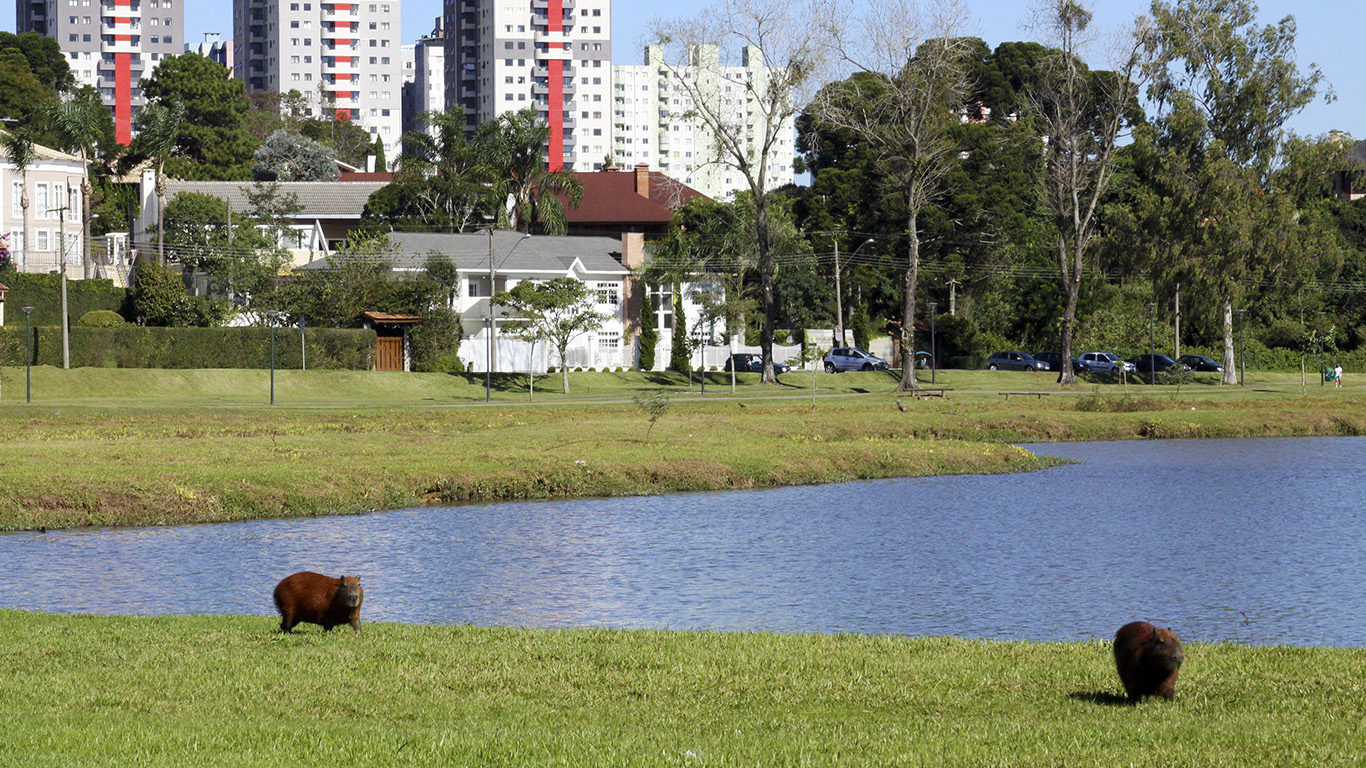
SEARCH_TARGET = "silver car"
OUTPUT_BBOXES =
[824,347,890,373]
[1079,351,1137,374]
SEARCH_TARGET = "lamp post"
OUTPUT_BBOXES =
[266,310,281,405]
[1147,302,1156,386]
[1237,308,1246,387]
[22,306,33,403]
[928,301,937,386]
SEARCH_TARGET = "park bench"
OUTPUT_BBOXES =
[997,391,1050,401]
[911,388,951,400]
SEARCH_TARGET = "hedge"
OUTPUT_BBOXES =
[0,326,375,370]
[0,272,127,327]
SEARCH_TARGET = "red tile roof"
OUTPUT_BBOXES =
[339,172,395,182]
[557,166,708,226]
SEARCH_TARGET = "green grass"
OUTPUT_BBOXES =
[3,367,1366,530]
[1,610,1362,766]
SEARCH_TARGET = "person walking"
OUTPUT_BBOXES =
[1334,362,1343,388]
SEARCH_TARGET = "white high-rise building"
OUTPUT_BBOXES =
[442,0,612,172]
[613,44,795,200]
[403,17,445,137]
[235,0,404,158]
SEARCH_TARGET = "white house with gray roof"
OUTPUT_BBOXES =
[136,172,388,265]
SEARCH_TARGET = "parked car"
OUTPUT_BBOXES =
[1079,351,1137,374]
[1032,352,1094,373]
[823,347,890,373]
[986,351,1049,371]
[1177,354,1224,373]
[724,353,789,374]
[1127,353,1188,375]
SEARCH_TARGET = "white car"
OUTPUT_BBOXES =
[1079,351,1137,374]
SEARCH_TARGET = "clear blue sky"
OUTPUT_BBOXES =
[7,0,1358,136]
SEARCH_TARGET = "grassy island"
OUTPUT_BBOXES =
[3,366,1366,530]
[0,610,1361,766]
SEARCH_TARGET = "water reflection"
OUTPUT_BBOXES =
[3,437,1366,646]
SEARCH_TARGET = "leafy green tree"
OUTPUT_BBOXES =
[495,277,605,393]
[1146,0,1328,383]
[480,109,582,234]
[0,50,57,129]
[424,251,460,305]
[0,32,74,92]
[134,100,185,265]
[298,113,372,168]
[131,262,189,326]
[253,130,340,182]
[362,175,493,233]
[140,53,255,180]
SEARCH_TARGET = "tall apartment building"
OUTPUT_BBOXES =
[187,32,235,72]
[19,0,185,145]
[402,17,445,138]
[612,44,795,201]
[442,0,612,172]
[234,0,404,158]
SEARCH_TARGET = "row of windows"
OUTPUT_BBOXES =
[10,183,83,223]
[287,37,390,47]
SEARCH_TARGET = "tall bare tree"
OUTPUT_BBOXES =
[814,0,973,391]
[1028,0,1152,386]
[651,0,832,384]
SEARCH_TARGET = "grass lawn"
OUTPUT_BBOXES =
[3,367,1366,530]
[1,610,1362,767]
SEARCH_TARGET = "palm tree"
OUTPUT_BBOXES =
[398,108,488,181]
[134,100,185,265]
[480,109,582,235]
[1,127,35,271]
[42,90,108,279]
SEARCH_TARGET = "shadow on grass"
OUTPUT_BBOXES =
[1067,691,1132,707]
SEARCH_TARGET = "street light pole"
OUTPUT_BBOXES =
[1147,302,1156,386]
[22,306,33,403]
[1318,311,1326,387]
[929,301,937,386]
[482,228,532,403]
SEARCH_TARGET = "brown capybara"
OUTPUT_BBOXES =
[273,572,363,633]
[1113,620,1184,701]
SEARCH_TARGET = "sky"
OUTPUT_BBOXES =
[5,0,1359,137]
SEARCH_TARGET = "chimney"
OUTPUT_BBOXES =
[634,163,650,198]
[620,232,645,269]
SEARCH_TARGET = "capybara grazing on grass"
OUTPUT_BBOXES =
[1114,620,1184,701]
[273,572,363,633]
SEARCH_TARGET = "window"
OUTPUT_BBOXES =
[598,332,620,352]
[595,283,619,307]
[36,230,50,252]
[11,182,22,218]
[35,184,48,220]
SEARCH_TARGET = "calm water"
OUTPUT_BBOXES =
[3,437,1365,646]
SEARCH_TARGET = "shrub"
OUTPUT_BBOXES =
[77,310,127,328]
[0,271,126,328]
[24,326,375,369]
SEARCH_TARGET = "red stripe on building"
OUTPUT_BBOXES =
[547,0,564,172]
[113,0,133,145]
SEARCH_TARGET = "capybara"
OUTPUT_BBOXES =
[273,572,363,633]
[1113,620,1184,701]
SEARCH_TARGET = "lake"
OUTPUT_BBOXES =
[2,437,1364,646]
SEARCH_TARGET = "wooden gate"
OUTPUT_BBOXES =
[376,335,404,371]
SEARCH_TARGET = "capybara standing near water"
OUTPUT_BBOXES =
[1113,621,1184,701]
[273,572,363,633]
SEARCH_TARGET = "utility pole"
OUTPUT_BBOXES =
[832,234,843,347]
[56,205,71,370]
[486,225,494,403]
[947,279,959,317]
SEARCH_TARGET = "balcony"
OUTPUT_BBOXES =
[531,0,574,8]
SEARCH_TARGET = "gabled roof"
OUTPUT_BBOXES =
[0,133,84,164]
[556,166,708,226]
[301,231,631,276]
[163,180,388,219]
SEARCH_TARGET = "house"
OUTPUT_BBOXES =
[0,139,89,278]
[555,163,709,237]
[135,173,389,266]
[1333,139,1366,202]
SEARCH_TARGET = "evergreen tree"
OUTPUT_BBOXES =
[638,288,657,371]
[140,53,255,180]
[373,135,386,172]
[669,283,691,372]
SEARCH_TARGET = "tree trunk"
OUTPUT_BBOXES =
[1221,299,1237,385]
[896,209,921,392]
[560,342,570,394]
[20,179,28,271]
[156,169,167,266]
[1058,237,1081,387]
[756,196,777,385]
